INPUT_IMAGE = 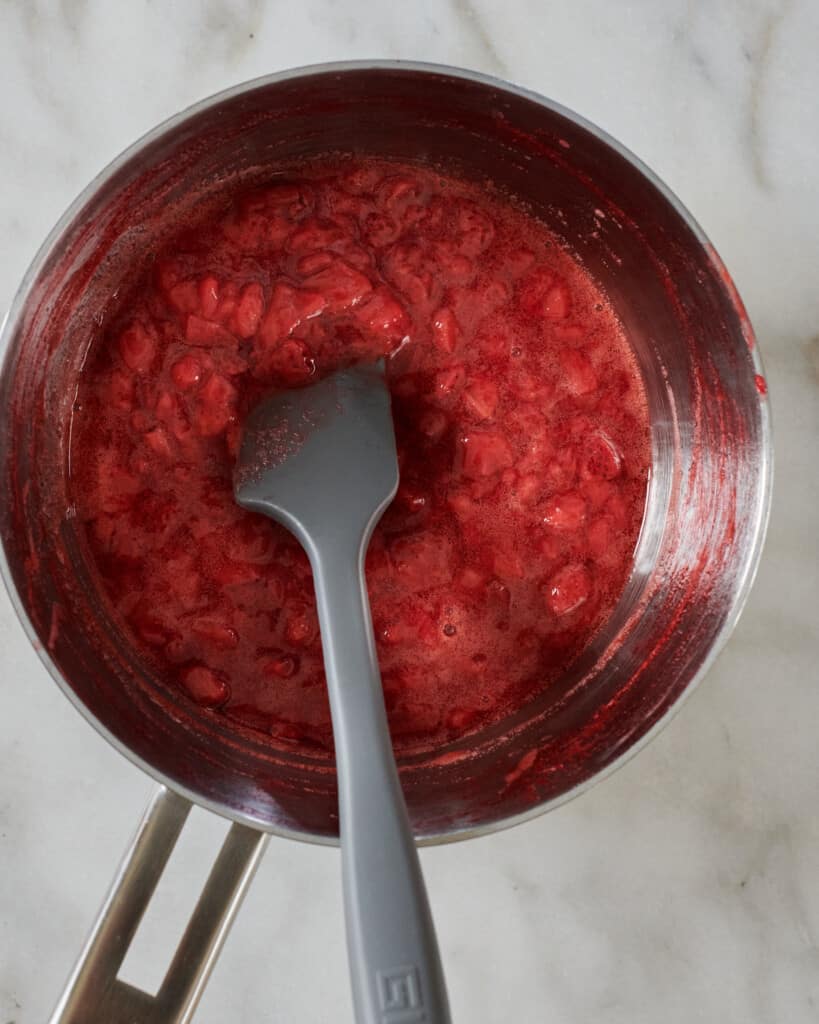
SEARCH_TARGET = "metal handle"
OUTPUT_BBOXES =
[50,786,268,1024]
[312,548,451,1024]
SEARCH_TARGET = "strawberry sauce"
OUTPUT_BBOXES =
[70,159,650,754]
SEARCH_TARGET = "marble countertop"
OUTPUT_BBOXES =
[1,2,817,1022]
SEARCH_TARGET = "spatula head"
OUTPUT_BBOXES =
[233,361,399,548]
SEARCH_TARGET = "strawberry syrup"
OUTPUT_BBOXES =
[71,159,651,753]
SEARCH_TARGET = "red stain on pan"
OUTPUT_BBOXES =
[704,244,756,352]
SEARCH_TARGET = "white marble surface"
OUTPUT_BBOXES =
[1,1,818,1021]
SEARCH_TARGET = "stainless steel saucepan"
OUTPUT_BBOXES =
[0,62,771,1023]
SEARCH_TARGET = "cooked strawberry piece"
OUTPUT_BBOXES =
[517,266,555,317]
[580,432,623,480]
[214,281,239,323]
[253,183,313,216]
[230,282,265,339]
[341,165,384,194]
[471,277,511,316]
[198,276,220,319]
[605,493,629,530]
[542,282,570,319]
[194,373,237,437]
[253,338,316,385]
[434,364,466,400]
[181,665,231,707]
[554,323,586,345]
[389,532,454,591]
[131,604,176,647]
[493,546,525,580]
[447,707,480,731]
[431,307,460,353]
[163,556,202,611]
[512,368,554,405]
[211,560,262,585]
[92,448,140,514]
[352,287,408,346]
[107,369,135,410]
[221,520,275,564]
[156,258,181,297]
[486,578,512,615]
[302,259,372,312]
[153,392,174,422]
[513,473,543,507]
[288,219,347,254]
[544,563,591,617]
[542,492,587,531]
[456,567,486,591]
[297,252,334,276]
[587,518,614,560]
[377,175,422,211]
[363,213,402,248]
[418,408,449,443]
[433,241,476,284]
[385,482,430,533]
[446,487,478,521]
[155,390,192,441]
[284,604,318,647]
[260,653,299,679]
[581,478,616,509]
[473,332,508,368]
[384,244,436,306]
[221,185,311,249]
[167,280,200,314]
[455,202,495,255]
[144,426,173,458]
[257,282,326,345]
[185,315,236,348]
[222,209,279,249]
[543,449,579,491]
[458,430,514,478]
[170,354,204,390]
[559,349,598,395]
[119,322,156,373]
[191,619,240,649]
[462,377,498,421]
[539,532,562,560]
[378,615,419,648]
[507,247,536,276]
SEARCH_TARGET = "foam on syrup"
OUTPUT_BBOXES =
[71,158,651,756]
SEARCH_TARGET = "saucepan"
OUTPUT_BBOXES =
[0,62,771,1023]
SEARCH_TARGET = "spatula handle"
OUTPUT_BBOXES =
[311,545,451,1024]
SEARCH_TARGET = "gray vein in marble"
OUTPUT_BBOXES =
[748,4,788,192]
[59,0,89,38]
[673,0,717,89]
[14,4,81,142]
[450,0,506,76]
[807,335,819,385]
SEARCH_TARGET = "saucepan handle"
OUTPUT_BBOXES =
[49,785,268,1024]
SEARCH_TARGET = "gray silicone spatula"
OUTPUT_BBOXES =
[234,360,451,1024]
